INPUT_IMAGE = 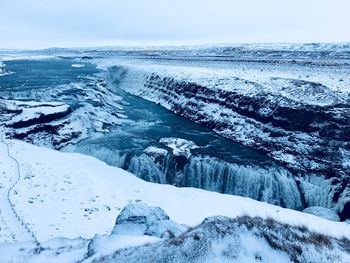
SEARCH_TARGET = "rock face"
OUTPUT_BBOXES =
[109,65,350,219]
[0,100,76,147]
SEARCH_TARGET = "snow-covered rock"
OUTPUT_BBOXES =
[0,74,125,148]
[303,206,340,222]
[2,212,350,263]
[143,146,168,161]
[87,202,187,258]
[159,137,199,158]
[112,202,187,238]
[0,61,12,76]
[3,100,71,128]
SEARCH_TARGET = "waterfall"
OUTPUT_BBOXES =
[184,156,303,209]
[67,145,303,210]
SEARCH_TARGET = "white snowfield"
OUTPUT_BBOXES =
[100,60,350,103]
[0,142,34,243]
[0,139,349,245]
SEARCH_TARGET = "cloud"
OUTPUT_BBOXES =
[0,0,349,49]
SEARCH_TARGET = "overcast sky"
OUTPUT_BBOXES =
[0,0,349,49]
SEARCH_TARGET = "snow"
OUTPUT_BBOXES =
[1,45,350,261]
[0,141,35,243]
[87,234,160,260]
[0,61,12,76]
[0,237,88,263]
[101,60,350,98]
[71,64,85,68]
[86,202,187,261]
[303,206,340,222]
[88,215,350,263]
[159,137,199,158]
[143,146,168,157]
[0,54,55,62]
[0,139,349,245]
[209,232,292,263]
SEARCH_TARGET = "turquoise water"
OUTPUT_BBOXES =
[80,86,274,167]
[0,59,98,92]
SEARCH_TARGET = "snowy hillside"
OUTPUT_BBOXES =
[0,139,349,262]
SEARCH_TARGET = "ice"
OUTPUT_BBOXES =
[303,206,340,222]
[71,64,85,68]
[69,145,304,210]
[0,61,12,76]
